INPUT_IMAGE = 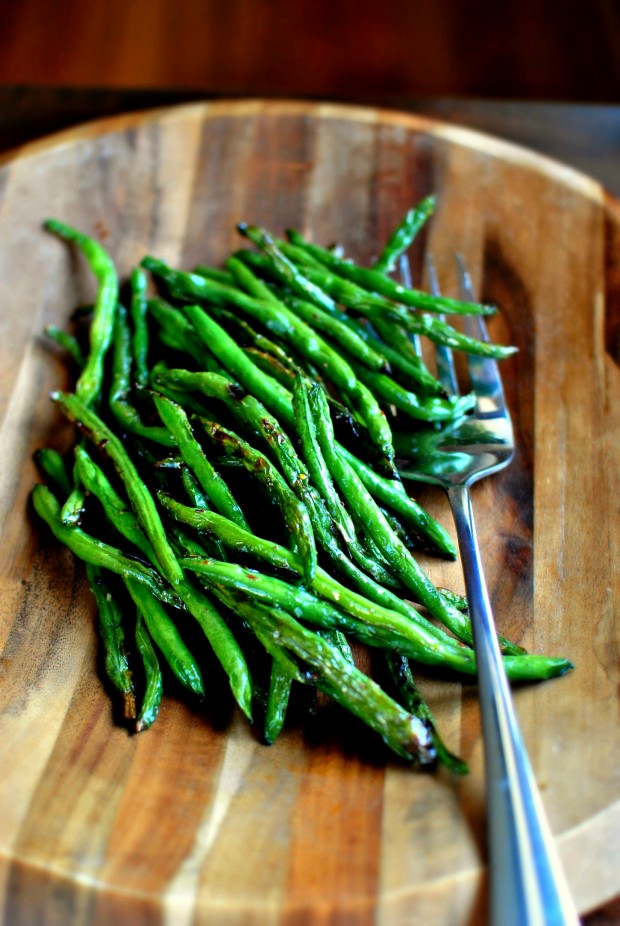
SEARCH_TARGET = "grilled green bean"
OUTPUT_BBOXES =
[338,445,456,558]
[350,355,473,423]
[147,297,206,364]
[372,196,436,274]
[286,226,495,316]
[182,303,296,429]
[129,268,150,388]
[200,417,317,582]
[264,660,293,744]
[237,242,513,360]
[74,444,156,561]
[292,375,400,585]
[145,256,396,458]
[152,368,307,492]
[182,557,572,681]
[44,324,85,368]
[180,466,229,561]
[45,219,118,408]
[152,392,249,530]
[33,483,182,608]
[34,447,72,497]
[36,211,569,766]
[51,391,253,717]
[125,578,205,697]
[134,613,163,731]
[307,382,482,646]
[243,601,437,763]
[385,653,467,774]
[87,563,135,719]
[110,304,175,446]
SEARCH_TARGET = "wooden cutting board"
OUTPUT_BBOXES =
[0,99,618,926]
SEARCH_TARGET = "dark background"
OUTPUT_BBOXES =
[0,0,618,102]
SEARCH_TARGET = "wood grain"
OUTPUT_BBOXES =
[0,100,618,925]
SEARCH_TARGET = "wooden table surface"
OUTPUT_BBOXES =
[0,88,618,925]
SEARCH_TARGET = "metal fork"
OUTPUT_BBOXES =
[398,256,579,926]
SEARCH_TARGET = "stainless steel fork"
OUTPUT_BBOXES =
[398,256,579,926]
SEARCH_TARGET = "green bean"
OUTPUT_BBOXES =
[292,375,401,585]
[372,196,436,274]
[320,628,356,665]
[134,612,163,732]
[74,444,156,561]
[162,494,404,625]
[59,479,86,527]
[182,303,296,429]
[150,364,216,418]
[282,293,390,372]
[370,314,444,396]
[235,231,340,315]
[152,392,249,530]
[222,263,394,447]
[146,256,395,455]
[276,278,444,398]
[110,304,175,446]
[87,563,135,719]
[222,597,438,764]
[45,219,118,407]
[160,496,299,576]
[201,273,360,392]
[347,379,396,464]
[236,246,513,361]
[225,253,283,306]
[351,355,474,423]
[307,382,481,646]
[200,417,317,583]
[302,485,404,594]
[393,311,518,360]
[211,308,300,370]
[200,581,308,739]
[243,348,299,388]
[439,587,468,612]
[51,392,253,716]
[129,268,150,388]
[181,577,254,717]
[147,297,206,364]
[192,265,235,285]
[292,374,354,543]
[36,214,569,767]
[385,653,468,774]
[157,371,317,537]
[180,557,474,670]
[125,578,205,697]
[264,660,293,744]
[183,557,572,681]
[32,483,182,608]
[232,253,388,373]
[224,246,397,461]
[285,226,496,317]
[44,324,85,368]
[338,445,456,558]
[53,390,184,581]
[34,448,72,497]
[180,466,229,561]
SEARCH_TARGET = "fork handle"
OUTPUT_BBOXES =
[447,484,580,926]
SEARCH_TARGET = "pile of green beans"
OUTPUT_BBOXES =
[33,200,572,772]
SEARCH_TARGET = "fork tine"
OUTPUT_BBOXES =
[455,255,510,419]
[397,254,423,358]
[425,254,459,396]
